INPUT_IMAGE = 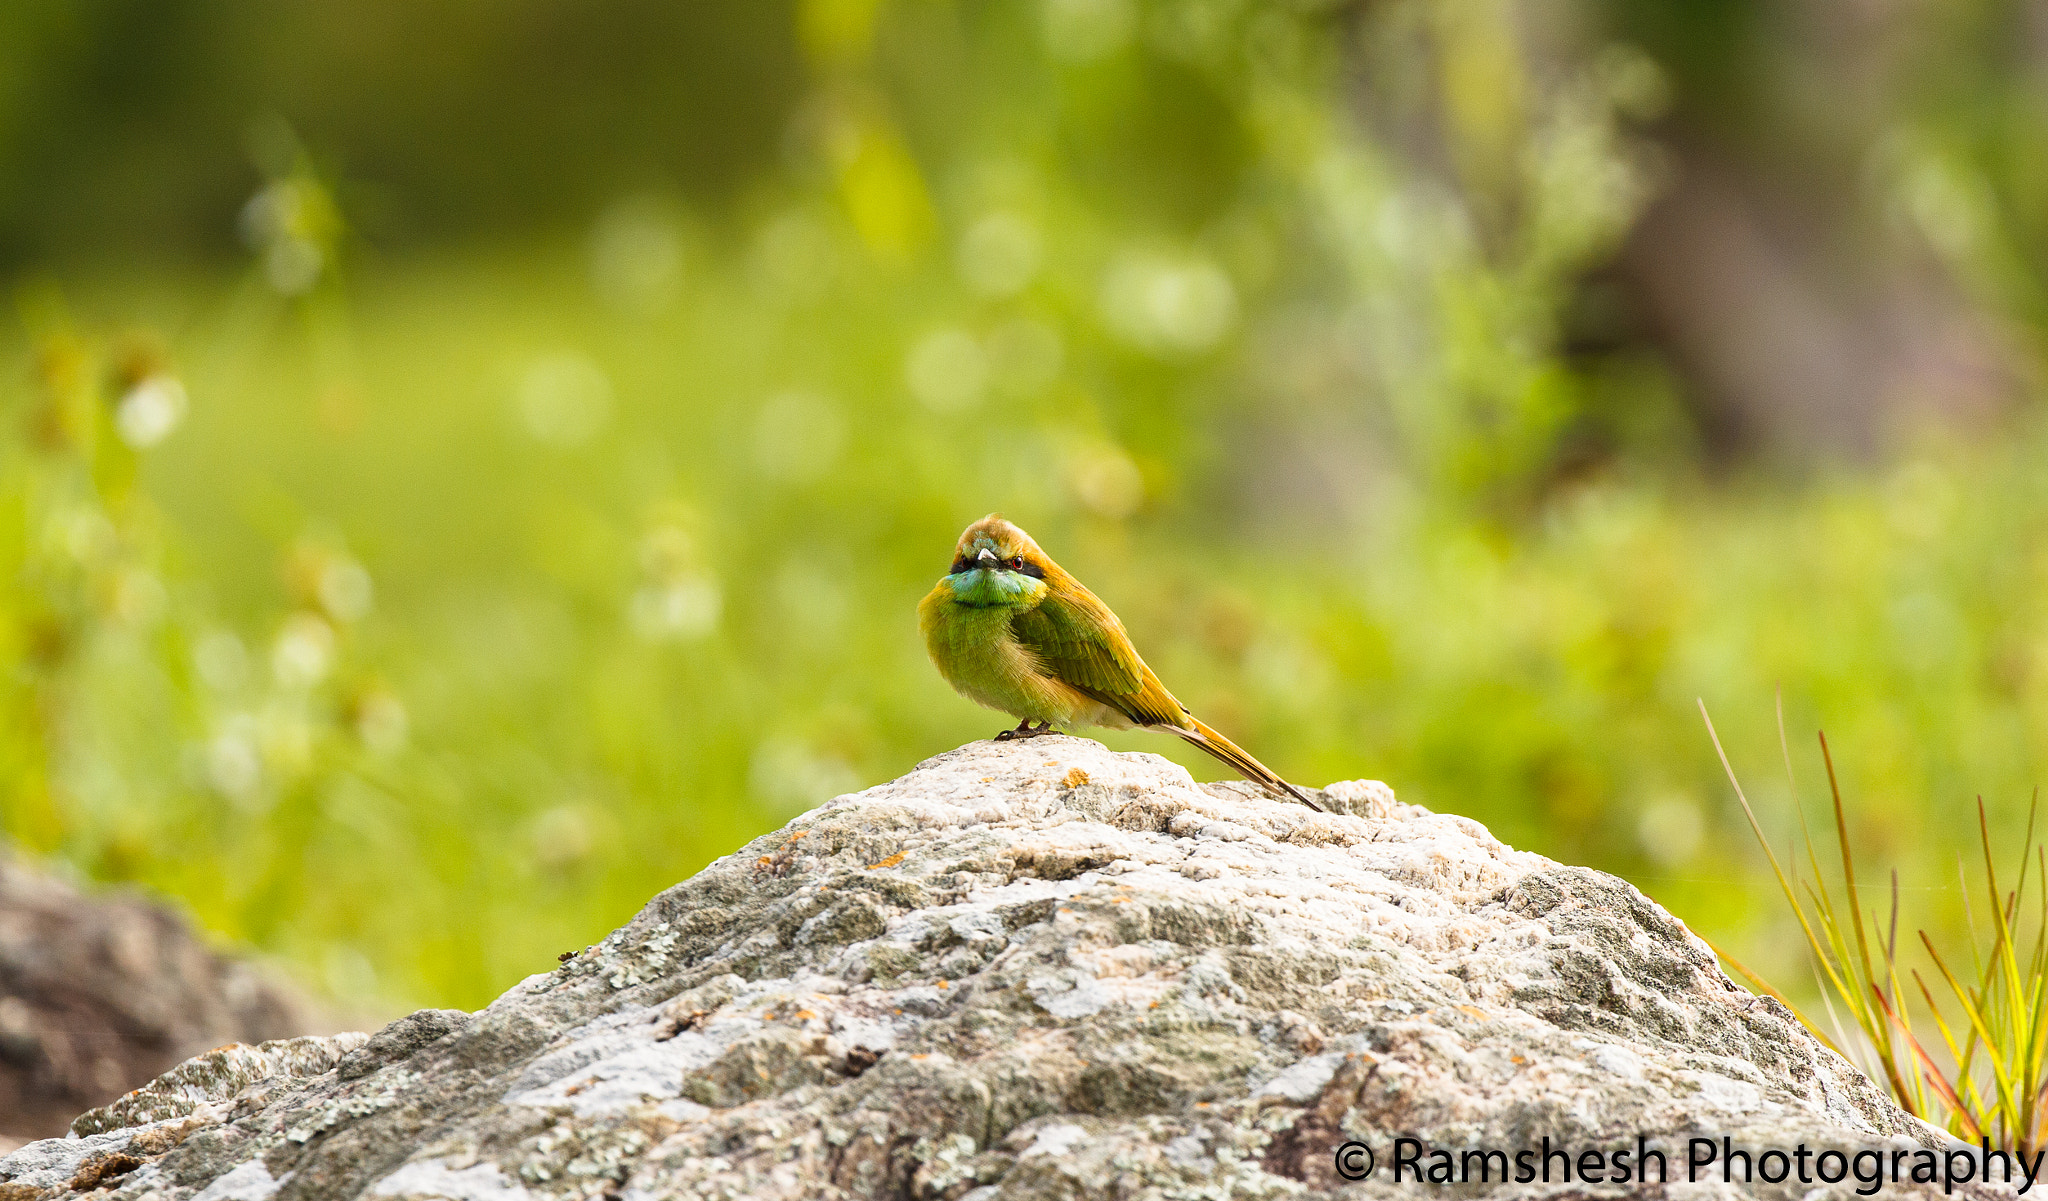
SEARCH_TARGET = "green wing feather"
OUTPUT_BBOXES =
[1010,590,1184,726]
[1008,581,1323,811]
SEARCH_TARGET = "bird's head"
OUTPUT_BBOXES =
[938,514,1054,608]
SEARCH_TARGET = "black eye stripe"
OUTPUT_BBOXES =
[949,553,1044,578]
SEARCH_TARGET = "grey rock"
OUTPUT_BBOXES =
[0,848,319,1144]
[71,1036,371,1136]
[0,738,1991,1199]
[335,1011,474,1082]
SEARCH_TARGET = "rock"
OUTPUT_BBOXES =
[0,737,1969,1199]
[0,848,319,1147]
[71,1037,371,1137]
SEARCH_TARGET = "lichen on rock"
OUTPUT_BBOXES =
[0,737,1961,1199]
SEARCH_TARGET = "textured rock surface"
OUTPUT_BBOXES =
[0,848,317,1146]
[0,738,1971,1199]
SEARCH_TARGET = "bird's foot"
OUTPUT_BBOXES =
[995,720,1055,741]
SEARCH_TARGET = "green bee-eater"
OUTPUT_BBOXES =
[919,514,1322,811]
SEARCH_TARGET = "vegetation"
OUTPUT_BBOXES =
[1712,704,2048,1158]
[3,1,2047,1013]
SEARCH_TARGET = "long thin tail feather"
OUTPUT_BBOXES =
[1172,718,1323,812]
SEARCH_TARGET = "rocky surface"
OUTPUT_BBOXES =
[0,849,316,1146]
[0,737,1982,1199]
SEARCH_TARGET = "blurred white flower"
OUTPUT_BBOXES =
[753,390,847,483]
[638,523,693,577]
[265,238,322,294]
[115,375,187,448]
[321,946,380,1007]
[355,690,409,756]
[272,613,335,688]
[60,510,116,566]
[1043,0,1134,61]
[1068,444,1144,518]
[590,196,684,312]
[631,518,721,640]
[630,578,722,641]
[207,724,263,806]
[318,557,374,623]
[195,630,251,692]
[1099,252,1237,353]
[958,212,1042,296]
[1637,796,1705,868]
[517,353,614,447]
[239,178,331,295]
[315,557,372,623]
[906,328,989,412]
[1596,43,1671,122]
[749,735,859,814]
[530,804,596,871]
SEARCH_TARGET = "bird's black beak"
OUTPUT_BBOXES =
[976,548,999,567]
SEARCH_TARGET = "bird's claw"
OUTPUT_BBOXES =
[996,721,1054,741]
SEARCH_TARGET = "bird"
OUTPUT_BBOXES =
[919,514,1323,811]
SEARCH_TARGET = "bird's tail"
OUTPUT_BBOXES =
[1173,718,1323,812]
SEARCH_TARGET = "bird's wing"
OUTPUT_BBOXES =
[1011,589,1184,726]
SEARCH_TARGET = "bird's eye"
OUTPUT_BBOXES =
[1007,557,1023,570]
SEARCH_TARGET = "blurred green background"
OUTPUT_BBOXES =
[4,0,2047,1013]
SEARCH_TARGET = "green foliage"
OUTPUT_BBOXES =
[1713,710,2048,1159]
[12,251,2048,1012]
[2,0,2046,1015]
